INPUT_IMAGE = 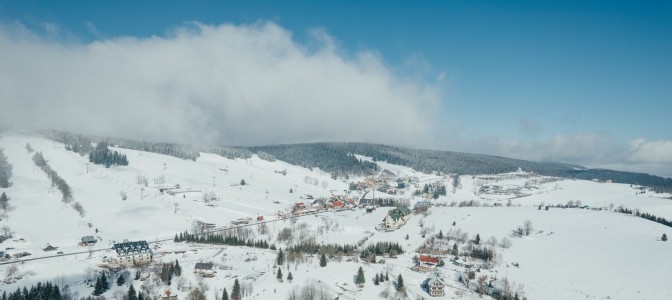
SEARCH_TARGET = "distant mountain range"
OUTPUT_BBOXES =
[44,130,672,193]
[250,143,672,192]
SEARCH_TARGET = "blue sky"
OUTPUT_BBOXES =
[1,1,671,176]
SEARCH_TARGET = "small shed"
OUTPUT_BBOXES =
[81,236,97,246]
[43,244,58,252]
[194,262,215,277]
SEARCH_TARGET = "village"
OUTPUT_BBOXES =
[1,133,669,300]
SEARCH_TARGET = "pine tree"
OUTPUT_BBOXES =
[374,274,380,285]
[453,243,459,256]
[222,288,229,300]
[138,292,144,300]
[117,274,125,286]
[437,230,443,239]
[135,270,141,280]
[231,279,241,300]
[287,272,293,282]
[319,253,327,267]
[101,272,109,290]
[397,275,405,292]
[277,268,283,282]
[174,259,182,276]
[289,188,293,193]
[663,233,668,241]
[277,248,285,265]
[355,267,365,285]
[92,277,103,296]
[127,284,137,300]
[0,192,9,212]
[475,234,481,245]
[385,273,389,281]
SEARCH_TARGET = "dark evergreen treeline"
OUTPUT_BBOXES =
[92,272,110,296]
[174,231,273,249]
[470,246,496,261]
[0,148,11,188]
[160,260,182,284]
[359,241,404,259]
[89,141,128,167]
[617,207,672,228]
[199,146,252,160]
[1,281,62,300]
[287,242,357,257]
[365,198,404,207]
[48,131,95,155]
[46,130,252,161]
[257,151,276,162]
[32,152,72,203]
[250,144,379,178]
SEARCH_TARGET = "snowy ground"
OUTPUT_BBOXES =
[1,132,671,299]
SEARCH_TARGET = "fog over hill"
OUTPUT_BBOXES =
[42,130,672,192]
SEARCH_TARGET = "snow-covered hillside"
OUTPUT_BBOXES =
[0,132,671,300]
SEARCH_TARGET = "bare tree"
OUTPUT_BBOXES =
[136,175,148,187]
[523,220,533,236]
[202,191,217,203]
[499,237,512,248]
[187,288,207,300]
[477,275,488,296]
[488,236,498,247]
[1,225,12,237]
[257,222,269,235]
[4,265,18,283]
[154,175,166,185]
[120,190,128,200]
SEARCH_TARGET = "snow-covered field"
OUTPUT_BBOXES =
[1,132,671,300]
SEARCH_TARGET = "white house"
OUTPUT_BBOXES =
[382,206,412,229]
[425,273,446,297]
[111,240,152,266]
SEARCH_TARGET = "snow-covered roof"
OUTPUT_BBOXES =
[113,240,151,256]
[194,262,214,270]
[81,236,96,243]
[427,273,445,286]
[386,206,412,221]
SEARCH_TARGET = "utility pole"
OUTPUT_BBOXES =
[86,163,89,174]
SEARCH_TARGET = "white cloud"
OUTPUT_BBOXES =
[435,132,671,177]
[626,139,672,164]
[0,21,441,146]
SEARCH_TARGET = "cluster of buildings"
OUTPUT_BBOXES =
[292,194,357,215]
[352,172,419,196]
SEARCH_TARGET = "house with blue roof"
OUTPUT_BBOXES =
[111,240,153,266]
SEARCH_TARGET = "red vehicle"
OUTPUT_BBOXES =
[257,215,264,221]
